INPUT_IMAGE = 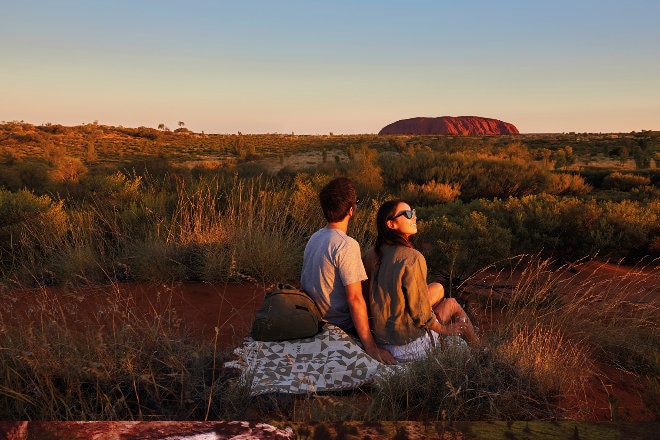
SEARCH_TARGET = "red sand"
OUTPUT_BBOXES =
[4,282,267,348]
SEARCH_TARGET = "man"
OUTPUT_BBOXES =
[301,177,396,365]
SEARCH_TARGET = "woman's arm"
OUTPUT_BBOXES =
[401,256,437,329]
[345,281,397,365]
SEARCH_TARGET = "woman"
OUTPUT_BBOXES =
[362,199,478,362]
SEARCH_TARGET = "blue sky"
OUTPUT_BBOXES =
[1,0,658,134]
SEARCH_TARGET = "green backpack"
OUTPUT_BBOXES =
[250,284,324,341]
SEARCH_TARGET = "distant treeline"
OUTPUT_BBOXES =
[1,122,658,287]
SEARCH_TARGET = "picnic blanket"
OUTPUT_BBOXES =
[224,324,397,396]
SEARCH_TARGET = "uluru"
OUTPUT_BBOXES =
[378,116,519,135]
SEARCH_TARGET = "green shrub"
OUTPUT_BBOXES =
[594,200,659,259]
[0,189,68,281]
[496,195,603,258]
[344,145,384,196]
[0,154,52,193]
[380,149,552,201]
[419,211,512,290]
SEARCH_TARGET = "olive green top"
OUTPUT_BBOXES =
[362,244,436,346]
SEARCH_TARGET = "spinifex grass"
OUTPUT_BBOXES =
[0,282,251,420]
[487,255,658,419]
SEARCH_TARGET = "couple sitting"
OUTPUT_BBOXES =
[301,177,478,364]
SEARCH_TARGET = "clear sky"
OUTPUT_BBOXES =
[2,0,658,134]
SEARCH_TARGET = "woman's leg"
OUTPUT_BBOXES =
[432,297,479,344]
[428,282,445,309]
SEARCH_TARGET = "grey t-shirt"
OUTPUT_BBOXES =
[300,227,368,330]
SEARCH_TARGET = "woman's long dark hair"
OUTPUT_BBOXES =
[374,199,414,265]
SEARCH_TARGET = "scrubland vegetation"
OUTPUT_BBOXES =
[0,121,658,423]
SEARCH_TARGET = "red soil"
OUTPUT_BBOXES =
[4,282,267,348]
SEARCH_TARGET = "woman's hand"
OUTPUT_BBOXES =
[365,345,397,365]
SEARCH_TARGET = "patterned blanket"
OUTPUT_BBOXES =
[224,324,396,396]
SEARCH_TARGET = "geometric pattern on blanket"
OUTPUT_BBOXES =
[224,324,393,396]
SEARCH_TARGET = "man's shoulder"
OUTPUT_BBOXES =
[306,228,360,255]
[322,228,358,247]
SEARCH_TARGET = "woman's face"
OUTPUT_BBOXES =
[387,202,417,238]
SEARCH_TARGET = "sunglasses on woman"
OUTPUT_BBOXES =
[390,208,416,220]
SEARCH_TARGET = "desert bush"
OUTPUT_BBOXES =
[551,146,578,169]
[593,200,659,259]
[495,140,533,162]
[629,185,660,203]
[461,159,548,200]
[44,209,108,284]
[196,243,234,283]
[0,147,22,166]
[417,187,657,263]
[48,155,88,183]
[83,172,148,236]
[496,323,590,397]
[344,144,384,196]
[0,172,336,285]
[0,159,51,193]
[379,149,551,201]
[495,195,602,258]
[36,123,68,134]
[231,230,303,283]
[545,172,593,195]
[399,180,461,205]
[0,189,69,282]
[421,195,659,264]
[418,210,512,291]
[167,178,226,246]
[83,172,143,205]
[121,155,178,180]
[288,173,325,229]
[235,161,269,177]
[602,172,651,191]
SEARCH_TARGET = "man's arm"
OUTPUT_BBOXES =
[345,281,397,365]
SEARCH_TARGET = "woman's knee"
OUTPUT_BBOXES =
[428,282,444,306]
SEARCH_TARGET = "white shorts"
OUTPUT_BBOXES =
[381,333,467,362]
